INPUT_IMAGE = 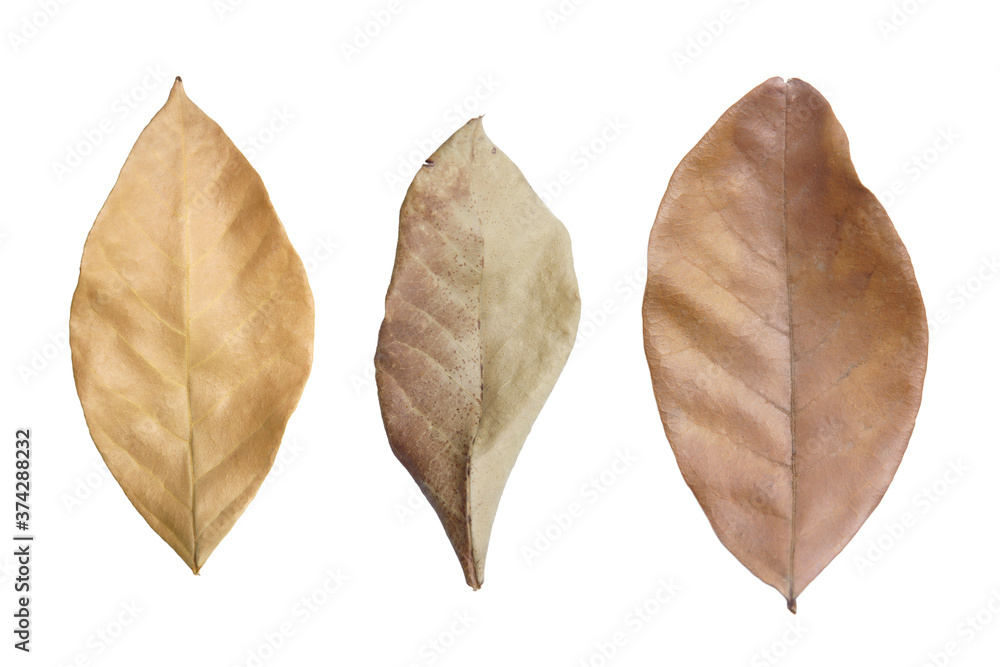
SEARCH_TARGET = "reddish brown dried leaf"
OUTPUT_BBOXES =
[642,77,928,610]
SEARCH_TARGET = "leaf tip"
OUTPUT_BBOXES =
[786,597,797,614]
[461,559,484,591]
[170,76,187,99]
[466,115,485,133]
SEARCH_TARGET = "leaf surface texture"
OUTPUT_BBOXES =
[376,118,581,588]
[642,78,928,610]
[70,78,314,573]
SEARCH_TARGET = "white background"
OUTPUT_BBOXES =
[1,0,998,665]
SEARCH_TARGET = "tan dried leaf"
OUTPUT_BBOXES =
[375,117,581,589]
[69,78,314,573]
[642,77,928,610]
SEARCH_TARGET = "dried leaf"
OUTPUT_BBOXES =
[375,118,581,588]
[69,78,314,573]
[642,78,928,610]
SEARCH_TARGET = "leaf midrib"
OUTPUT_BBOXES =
[781,83,798,612]
[463,118,486,589]
[178,93,198,573]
